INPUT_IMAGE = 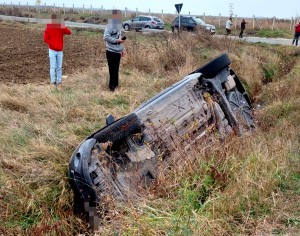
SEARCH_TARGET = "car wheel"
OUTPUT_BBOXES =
[145,25,151,29]
[173,26,179,33]
[227,90,254,134]
[91,113,141,143]
[124,24,130,31]
[196,53,231,78]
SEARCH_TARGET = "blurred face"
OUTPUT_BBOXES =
[37,13,64,27]
[107,10,122,30]
[51,14,63,24]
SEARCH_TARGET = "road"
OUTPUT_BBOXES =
[0,14,294,46]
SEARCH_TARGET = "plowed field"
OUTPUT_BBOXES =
[0,21,105,84]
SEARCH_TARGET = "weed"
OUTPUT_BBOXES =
[1,22,300,235]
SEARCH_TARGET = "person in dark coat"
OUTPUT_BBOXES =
[239,19,247,38]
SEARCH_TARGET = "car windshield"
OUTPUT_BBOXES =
[193,17,205,25]
[154,17,162,22]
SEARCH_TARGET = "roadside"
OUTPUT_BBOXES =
[0,14,297,47]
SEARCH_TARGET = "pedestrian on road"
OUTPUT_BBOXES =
[239,19,247,38]
[225,17,233,36]
[292,22,300,46]
[44,13,72,88]
[103,9,126,92]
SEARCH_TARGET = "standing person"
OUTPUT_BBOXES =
[225,17,233,36]
[103,9,126,92]
[292,22,300,46]
[239,19,247,38]
[44,14,72,88]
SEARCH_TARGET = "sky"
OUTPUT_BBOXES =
[12,1,299,19]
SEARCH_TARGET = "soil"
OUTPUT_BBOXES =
[0,21,106,84]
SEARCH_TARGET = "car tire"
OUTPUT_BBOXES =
[173,26,179,33]
[227,90,254,134]
[145,25,151,29]
[196,53,231,78]
[91,113,141,143]
[124,24,130,31]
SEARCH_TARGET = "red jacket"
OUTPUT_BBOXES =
[295,24,300,33]
[44,24,72,51]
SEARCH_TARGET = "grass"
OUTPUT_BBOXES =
[0,23,300,235]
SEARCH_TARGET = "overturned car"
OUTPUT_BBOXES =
[69,53,254,220]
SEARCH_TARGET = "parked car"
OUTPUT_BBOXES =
[69,54,254,224]
[122,15,164,31]
[171,16,216,34]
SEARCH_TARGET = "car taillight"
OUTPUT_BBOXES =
[152,21,157,25]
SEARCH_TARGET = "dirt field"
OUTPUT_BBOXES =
[0,21,105,84]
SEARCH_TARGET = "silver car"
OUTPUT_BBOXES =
[122,15,164,31]
[69,54,254,227]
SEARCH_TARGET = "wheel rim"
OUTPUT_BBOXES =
[228,90,254,133]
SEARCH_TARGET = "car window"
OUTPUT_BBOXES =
[141,17,151,21]
[193,17,205,25]
[132,17,140,21]
[181,18,188,24]
[188,19,195,24]
[154,17,162,22]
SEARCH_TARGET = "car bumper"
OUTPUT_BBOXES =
[152,25,164,29]
[69,138,98,207]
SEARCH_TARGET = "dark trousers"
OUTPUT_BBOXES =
[106,50,121,91]
[239,29,244,38]
[292,32,300,46]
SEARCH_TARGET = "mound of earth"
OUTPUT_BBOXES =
[0,21,105,84]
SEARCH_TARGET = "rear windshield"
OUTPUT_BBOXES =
[154,18,162,22]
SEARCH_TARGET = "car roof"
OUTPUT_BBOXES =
[138,15,158,18]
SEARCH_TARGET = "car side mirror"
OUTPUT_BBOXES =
[131,19,133,22]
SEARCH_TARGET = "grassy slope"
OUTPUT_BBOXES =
[0,29,299,235]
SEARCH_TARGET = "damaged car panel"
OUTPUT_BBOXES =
[68,53,254,222]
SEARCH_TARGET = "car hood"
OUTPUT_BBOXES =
[204,23,215,29]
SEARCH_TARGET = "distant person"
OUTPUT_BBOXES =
[103,9,126,92]
[292,22,300,46]
[225,17,233,36]
[44,13,72,88]
[239,19,247,38]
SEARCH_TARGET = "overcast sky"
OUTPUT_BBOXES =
[14,0,299,19]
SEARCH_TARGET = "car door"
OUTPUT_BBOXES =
[140,16,151,28]
[188,19,197,31]
[131,16,140,29]
[181,17,188,31]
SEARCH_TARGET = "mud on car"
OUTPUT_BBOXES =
[69,53,255,222]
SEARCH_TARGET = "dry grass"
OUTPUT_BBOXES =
[0,26,300,235]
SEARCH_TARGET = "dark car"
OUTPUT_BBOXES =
[69,54,254,226]
[171,16,216,34]
[122,15,164,31]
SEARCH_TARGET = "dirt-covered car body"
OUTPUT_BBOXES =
[69,54,254,218]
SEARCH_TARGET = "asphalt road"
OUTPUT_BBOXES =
[0,14,294,46]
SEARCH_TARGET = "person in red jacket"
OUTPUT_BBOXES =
[44,14,72,87]
[292,22,300,46]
